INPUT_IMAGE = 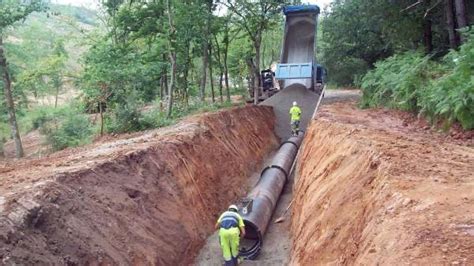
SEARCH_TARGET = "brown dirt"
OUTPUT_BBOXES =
[291,100,474,265]
[2,130,48,159]
[0,106,279,265]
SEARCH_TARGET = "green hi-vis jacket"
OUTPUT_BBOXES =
[289,106,302,121]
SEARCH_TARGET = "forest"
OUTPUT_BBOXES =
[1,0,473,158]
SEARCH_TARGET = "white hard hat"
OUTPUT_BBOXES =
[293,101,297,106]
[228,204,239,212]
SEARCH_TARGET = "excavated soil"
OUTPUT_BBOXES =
[0,106,279,265]
[292,100,473,265]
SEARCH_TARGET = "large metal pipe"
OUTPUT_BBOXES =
[239,134,304,259]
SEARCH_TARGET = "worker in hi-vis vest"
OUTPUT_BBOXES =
[215,204,246,266]
[289,101,302,136]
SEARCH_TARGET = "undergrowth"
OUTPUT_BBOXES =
[360,30,474,130]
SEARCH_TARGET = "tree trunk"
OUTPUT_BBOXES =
[55,85,59,108]
[160,74,164,99]
[200,41,208,102]
[167,54,176,118]
[166,0,176,118]
[223,39,231,102]
[253,39,261,105]
[0,36,24,158]
[163,71,168,97]
[208,46,215,103]
[423,0,433,54]
[183,43,192,106]
[212,35,224,103]
[99,101,104,136]
[446,0,459,49]
[218,72,224,103]
[454,0,468,43]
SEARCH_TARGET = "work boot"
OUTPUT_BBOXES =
[224,259,235,266]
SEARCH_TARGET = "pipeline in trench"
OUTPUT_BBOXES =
[238,134,304,259]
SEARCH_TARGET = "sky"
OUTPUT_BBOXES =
[53,0,334,11]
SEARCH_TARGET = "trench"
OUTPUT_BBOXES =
[2,91,471,265]
[0,106,279,265]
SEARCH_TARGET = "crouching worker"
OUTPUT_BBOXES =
[215,204,246,265]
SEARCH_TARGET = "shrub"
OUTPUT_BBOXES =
[41,112,93,151]
[420,33,474,129]
[141,107,175,129]
[359,51,440,112]
[105,93,145,133]
[360,32,474,130]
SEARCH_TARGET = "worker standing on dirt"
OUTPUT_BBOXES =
[289,101,302,136]
[215,204,246,266]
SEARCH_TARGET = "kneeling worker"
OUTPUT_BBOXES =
[215,204,246,265]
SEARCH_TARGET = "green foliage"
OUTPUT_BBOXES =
[20,106,64,132]
[320,0,453,85]
[360,32,474,129]
[0,2,97,147]
[420,32,474,129]
[0,0,47,29]
[360,51,439,112]
[141,108,175,129]
[105,94,145,133]
[106,96,236,134]
[41,111,93,151]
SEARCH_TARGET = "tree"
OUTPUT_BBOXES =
[0,0,46,158]
[320,0,472,85]
[446,0,459,49]
[166,0,177,117]
[223,0,284,104]
[454,0,468,43]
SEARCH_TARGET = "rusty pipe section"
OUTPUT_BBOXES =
[239,134,304,260]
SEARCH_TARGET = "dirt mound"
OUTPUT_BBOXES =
[0,106,279,265]
[291,101,473,265]
[261,84,319,140]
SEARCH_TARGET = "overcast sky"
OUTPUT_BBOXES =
[53,0,334,11]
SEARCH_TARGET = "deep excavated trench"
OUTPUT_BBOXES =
[1,91,472,265]
[0,106,279,265]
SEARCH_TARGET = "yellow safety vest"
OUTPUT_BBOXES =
[289,106,302,121]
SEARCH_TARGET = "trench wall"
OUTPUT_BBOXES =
[0,106,278,265]
[291,117,473,265]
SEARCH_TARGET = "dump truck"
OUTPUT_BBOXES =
[275,5,323,94]
[249,5,324,102]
